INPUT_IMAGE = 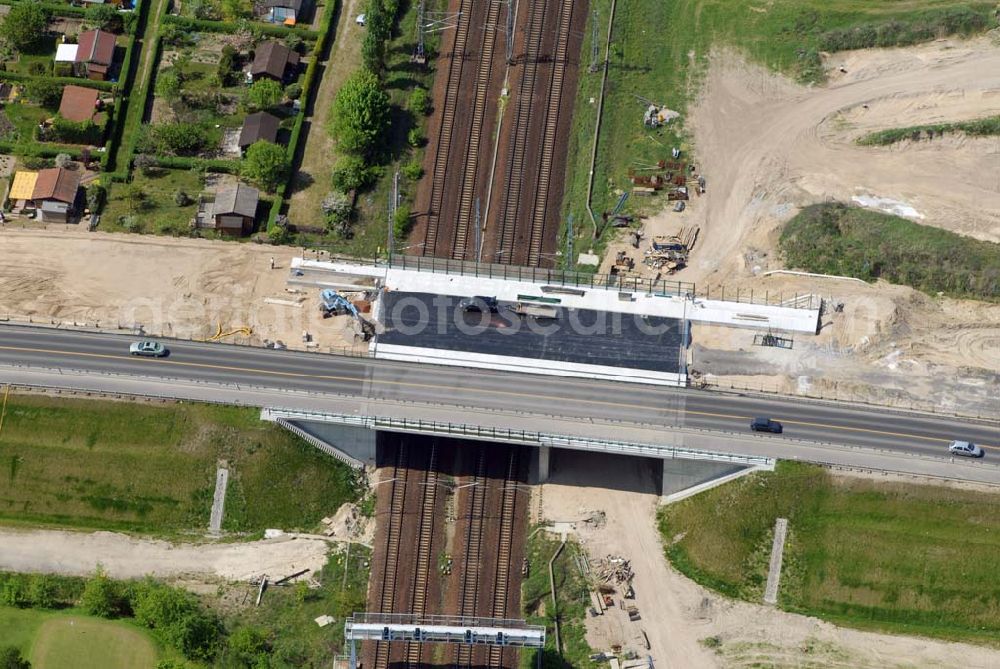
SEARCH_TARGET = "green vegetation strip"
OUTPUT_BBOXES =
[559,0,996,263]
[0,394,360,535]
[521,531,599,669]
[780,202,1000,301]
[859,115,1000,146]
[658,462,1000,644]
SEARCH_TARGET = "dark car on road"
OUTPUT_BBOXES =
[459,296,499,313]
[750,417,783,433]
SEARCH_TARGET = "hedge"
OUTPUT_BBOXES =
[0,141,87,158]
[0,71,115,91]
[161,14,319,41]
[2,0,87,18]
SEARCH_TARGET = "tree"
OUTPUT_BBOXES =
[86,4,121,31]
[0,646,30,669]
[243,79,283,111]
[139,123,211,156]
[328,69,390,157]
[2,3,51,52]
[54,153,72,169]
[132,153,158,175]
[86,183,106,212]
[242,141,287,192]
[23,80,63,109]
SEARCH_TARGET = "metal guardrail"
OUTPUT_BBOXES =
[383,253,697,298]
[263,408,777,467]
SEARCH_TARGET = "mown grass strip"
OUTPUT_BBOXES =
[658,462,1000,644]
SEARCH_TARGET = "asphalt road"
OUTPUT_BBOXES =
[0,325,997,460]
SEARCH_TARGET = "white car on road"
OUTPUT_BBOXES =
[948,440,983,458]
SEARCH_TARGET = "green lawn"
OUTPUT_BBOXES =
[560,0,997,264]
[520,531,598,669]
[101,167,203,234]
[2,103,49,143]
[0,608,164,669]
[658,462,1000,644]
[780,202,1000,301]
[0,394,361,535]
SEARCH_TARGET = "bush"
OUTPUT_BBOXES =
[133,153,158,175]
[80,569,130,618]
[408,87,430,116]
[330,154,380,192]
[401,160,423,181]
[392,202,412,240]
[0,646,30,669]
[407,127,425,148]
[242,140,288,192]
[131,580,222,661]
[54,153,73,169]
[285,82,303,101]
[27,60,49,76]
[818,6,993,52]
[321,190,353,230]
[2,3,52,52]
[86,183,106,212]
[120,215,141,231]
[139,123,212,157]
[228,627,271,666]
[156,70,182,103]
[47,117,101,145]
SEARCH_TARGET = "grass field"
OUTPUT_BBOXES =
[658,462,1000,644]
[0,393,360,535]
[779,202,1000,301]
[520,531,598,669]
[559,0,996,264]
[101,167,203,234]
[859,114,1000,145]
[0,608,164,669]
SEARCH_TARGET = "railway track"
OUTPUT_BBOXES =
[374,446,410,669]
[495,0,547,263]
[404,441,440,667]
[487,449,521,667]
[423,0,474,256]
[452,0,504,260]
[526,0,574,266]
[455,449,489,667]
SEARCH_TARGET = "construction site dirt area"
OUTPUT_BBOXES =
[538,449,1000,669]
[599,37,1000,411]
[411,0,586,266]
[0,228,365,352]
[364,434,529,669]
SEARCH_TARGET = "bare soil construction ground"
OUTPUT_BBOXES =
[0,228,362,352]
[603,36,1000,411]
[539,449,1000,669]
[0,528,331,584]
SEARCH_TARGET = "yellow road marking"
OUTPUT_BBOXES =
[0,344,991,448]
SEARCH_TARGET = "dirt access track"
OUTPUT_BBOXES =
[0,228,361,352]
[0,528,330,584]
